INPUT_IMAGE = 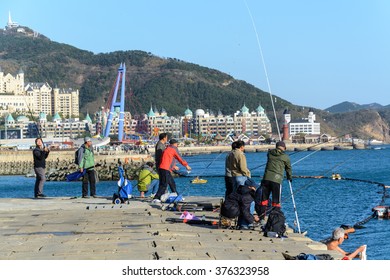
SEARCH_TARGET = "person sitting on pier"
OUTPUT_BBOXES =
[137,162,159,198]
[326,227,366,260]
[221,178,259,229]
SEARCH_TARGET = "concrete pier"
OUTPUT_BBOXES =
[0,196,341,260]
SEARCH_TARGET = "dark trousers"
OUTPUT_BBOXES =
[34,167,46,196]
[259,180,282,219]
[155,169,177,200]
[82,169,96,196]
[224,176,234,199]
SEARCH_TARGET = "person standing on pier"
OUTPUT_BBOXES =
[226,140,251,192]
[155,132,177,193]
[32,138,50,198]
[257,141,292,222]
[155,133,168,169]
[152,139,191,203]
[78,137,96,198]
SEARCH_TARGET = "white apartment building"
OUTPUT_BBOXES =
[285,109,321,136]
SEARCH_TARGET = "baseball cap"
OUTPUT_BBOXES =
[276,141,286,149]
[169,139,178,145]
[84,137,92,143]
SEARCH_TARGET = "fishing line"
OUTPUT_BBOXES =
[243,0,281,140]
[249,132,353,173]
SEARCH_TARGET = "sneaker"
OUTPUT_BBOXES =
[151,199,161,204]
[150,193,155,198]
[92,195,98,198]
[82,195,90,199]
[37,194,46,198]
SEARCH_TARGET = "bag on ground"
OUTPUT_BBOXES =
[263,207,286,237]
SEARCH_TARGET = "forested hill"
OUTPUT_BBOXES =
[0,30,293,118]
[1,30,390,141]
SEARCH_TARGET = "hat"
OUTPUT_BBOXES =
[84,137,92,143]
[276,141,286,149]
[169,139,178,145]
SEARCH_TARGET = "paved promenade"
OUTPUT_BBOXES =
[0,196,341,260]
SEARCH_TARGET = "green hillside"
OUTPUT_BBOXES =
[1,30,390,141]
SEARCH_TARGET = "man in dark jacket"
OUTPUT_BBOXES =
[222,178,259,229]
[32,138,50,198]
[258,141,292,221]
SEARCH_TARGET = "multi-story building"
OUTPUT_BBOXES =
[284,109,321,136]
[25,82,53,115]
[189,104,272,137]
[0,69,80,118]
[52,88,80,117]
[0,68,25,95]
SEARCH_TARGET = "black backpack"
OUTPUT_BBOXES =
[263,208,286,237]
[74,146,85,165]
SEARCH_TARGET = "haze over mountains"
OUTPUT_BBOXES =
[1,24,389,142]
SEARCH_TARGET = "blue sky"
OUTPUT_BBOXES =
[1,0,390,109]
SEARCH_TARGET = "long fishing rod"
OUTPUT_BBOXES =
[244,0,281,141]
[23,92,43,141]
[249,132,353,173]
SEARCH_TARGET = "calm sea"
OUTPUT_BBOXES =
[1,147,389,260]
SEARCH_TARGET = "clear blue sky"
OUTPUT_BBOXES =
[1,0,390,109]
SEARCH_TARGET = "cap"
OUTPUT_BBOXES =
[84,137,92,143]
[276,141,286,149]
[169,139,178,145]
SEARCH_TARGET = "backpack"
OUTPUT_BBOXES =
[74,146,85,165]
[263,207,286,237]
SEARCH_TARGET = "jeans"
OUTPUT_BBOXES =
[232,176,248,192]
[34,167,46,196]
[238,201,255,228]
[148,180,159,194]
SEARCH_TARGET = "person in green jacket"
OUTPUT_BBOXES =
[138,162,159,198]
[79,137,96,198]
[257,141,292,221]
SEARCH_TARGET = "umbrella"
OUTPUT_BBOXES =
[66,170,86,182]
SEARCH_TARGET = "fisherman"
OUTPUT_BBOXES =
[78,137,96,198]
[257,141,292,223]
[226,140,251,192]
[152,139,191,203]
[326,227,366,260]
[155,132,177,193]
[224,141,238,198]
[221,178,259,229]
[32,138,50,198]
[137,162,159,198]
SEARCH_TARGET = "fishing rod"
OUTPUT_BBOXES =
[244,0,281,141]
[249,132,353,173]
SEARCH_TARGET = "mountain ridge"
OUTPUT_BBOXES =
[1,29,389,142]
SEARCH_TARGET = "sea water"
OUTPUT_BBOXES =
[0,147,389,260]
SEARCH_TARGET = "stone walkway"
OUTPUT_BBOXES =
[0,196,341,260]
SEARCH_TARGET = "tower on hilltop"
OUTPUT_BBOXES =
[6,11,19,29]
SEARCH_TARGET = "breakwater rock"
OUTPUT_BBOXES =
[0,150,152,181]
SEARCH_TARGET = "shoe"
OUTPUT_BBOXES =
[151,199,161,204]
[92,195,98,198]
[38,194,46,198]
[82,195,90,198]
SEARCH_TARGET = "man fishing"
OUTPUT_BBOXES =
[32,138,50,198]
[257,141,292,222]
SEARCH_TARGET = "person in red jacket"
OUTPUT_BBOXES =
[152,139,191,202]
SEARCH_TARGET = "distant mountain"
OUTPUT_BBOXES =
[1,27,390,142]
[325,101,384,113]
